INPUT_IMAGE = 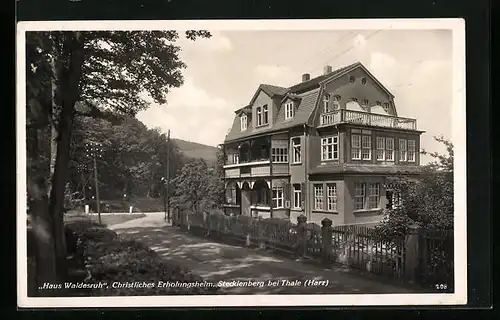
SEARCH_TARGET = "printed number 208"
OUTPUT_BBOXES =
[435,284,448,290]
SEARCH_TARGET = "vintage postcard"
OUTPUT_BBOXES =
[17,18,466,308]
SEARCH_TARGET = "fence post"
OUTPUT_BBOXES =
[321,218,333,266]
[257,216,266,249]
[404,225,422,283]
[205,211,211,236]
[296,214,307,259]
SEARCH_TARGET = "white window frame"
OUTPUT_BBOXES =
[326,183,337,212]
[285,102,294,120]
[314,184,324,211]
[376,137,385,161]
[385,138,394,161]
[256,107,262,126]
[367,183,380,209]
[399,139,408,162]
[354,183,365,211]
[321,136,339,161]
[262,105,269,124]
[361,135,372,160]
[293,184,302,209]
[351,134,361,160]
[272,186,284,209]
[408,140,416,162]
[240,114,247,131]
[271,147,288,163]
[292,137,301,164]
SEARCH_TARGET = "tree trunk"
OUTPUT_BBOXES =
[27,124,57,297]
[47,32,86,283]
[28,177,58,297]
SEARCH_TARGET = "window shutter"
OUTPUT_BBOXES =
[301,182,306,209]
[284,183,291,201]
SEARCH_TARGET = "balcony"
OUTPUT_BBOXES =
[224,160,289,179]
[319,109,417,130]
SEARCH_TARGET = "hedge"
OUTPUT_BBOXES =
[65,221,220,296]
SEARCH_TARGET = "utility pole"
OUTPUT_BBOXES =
[166,129,171,223]
[93,155,101,225]
[86,141,103,225]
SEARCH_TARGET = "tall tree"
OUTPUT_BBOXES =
[173,158,213,213]
[26,30,211,294]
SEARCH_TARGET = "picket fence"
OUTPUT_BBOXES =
[173,209,453,290]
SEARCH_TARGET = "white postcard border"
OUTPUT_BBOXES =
[16,18,467,308]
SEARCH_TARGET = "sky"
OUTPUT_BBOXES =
[136,29,453,164]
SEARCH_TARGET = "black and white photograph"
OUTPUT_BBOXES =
[17,19,466,307]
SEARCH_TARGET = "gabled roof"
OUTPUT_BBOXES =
[259,84,289,97]
[288,62,359,94]
[224,89,320,143]
[225,61,397,143]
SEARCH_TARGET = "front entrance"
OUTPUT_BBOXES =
[241,182,252,216]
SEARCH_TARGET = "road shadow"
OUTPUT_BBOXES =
[111,224,421,295]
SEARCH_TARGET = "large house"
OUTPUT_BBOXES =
[221,62,423,225]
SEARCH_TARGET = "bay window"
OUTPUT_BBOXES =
[321,136,339,161]
[326,183,338,212]
[408,140,416,162]
[399,139,408,162]
[314,184,324,210]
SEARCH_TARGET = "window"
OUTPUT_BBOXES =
[399,139,408,162]
[361,77,367,85]
[326,183,337,211]
[255,187,269,206]
[376,137,385,161]
[367,183,380,209]
[363,99,369,105]
[362,135,372,160]
[292,138,301,163]
[232,153,239,164]
[226,186,237,204]
[323,94,331,113]
[383,102,390,112]
[240,114,247,131]
[386,190,401,209]
[385,138,394,161]
[376,101,381,106]
[293,184,302,209]
[354,183,365,210]
[263,105,269,124]
[314,184,324,210]
[256,107,262,126]
[271,147,288,163]
[349,75,355,83]
[321,136,339,161]
[351,134,361,160]
[272,186,284,208]
[408,140,416,162]
[285,102,294,120]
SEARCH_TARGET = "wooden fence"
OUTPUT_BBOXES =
[173,209,453,290]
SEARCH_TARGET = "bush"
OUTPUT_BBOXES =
[69,221,219,296]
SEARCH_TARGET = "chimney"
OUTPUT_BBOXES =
[302,73,310,82]
[324,65,333,75]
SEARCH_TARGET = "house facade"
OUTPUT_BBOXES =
[221,62,423,226]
